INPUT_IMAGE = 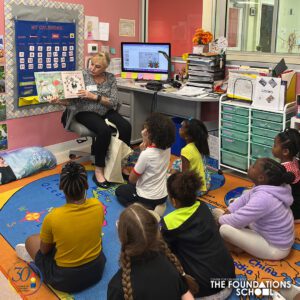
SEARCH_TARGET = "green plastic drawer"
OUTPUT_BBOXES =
[222,104,249,117]
[222,128,248,141]
[222,112,249,125]
[221,136,248,155]
[251,126,278,139]
[252,110,282,123]
[251,135,274,147]
[251,143,273,158]
[252,119,283,131]
[221,149,248,170]
[222,120,249,133]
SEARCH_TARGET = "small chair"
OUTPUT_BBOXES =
[64,107,97,164]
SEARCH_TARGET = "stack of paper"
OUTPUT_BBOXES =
[173,86,207,97]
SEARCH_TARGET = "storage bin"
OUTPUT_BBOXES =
[252,110,282,122]
[222,128,248,141]
[251,126,278,139]
[251,134,274,147]
[171,117,186,156]
[221,149,248,170]
[250,157,258,166]
[252,119,283,131]
[251,143,273,158]
[221,136,248,155]
[222,104,249,116]
[222,120,249,133]
[222,112,249,125]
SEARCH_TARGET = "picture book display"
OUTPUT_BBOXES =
[34,71,85,102]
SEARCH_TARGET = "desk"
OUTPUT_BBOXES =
[117,81,219,144]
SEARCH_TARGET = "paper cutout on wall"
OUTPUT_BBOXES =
[119,19,135,37]
[0,123,8,151]
[85,16,99,40]
[0,95,6,121]
[99,22,109,41]
[0,66,5,94]
[0,35,4,64]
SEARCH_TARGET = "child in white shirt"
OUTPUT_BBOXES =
[115,113,175,210]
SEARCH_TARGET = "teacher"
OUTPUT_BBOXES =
[70,52,131,188]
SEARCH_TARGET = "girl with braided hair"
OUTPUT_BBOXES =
[15,162,106,293]
[162,171,235,299]
[108,203,198,300]
[272,128,300,221]
[214,158,295,260]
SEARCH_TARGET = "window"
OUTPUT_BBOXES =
[214,0,300,63]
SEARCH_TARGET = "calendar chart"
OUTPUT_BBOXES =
[15,20,76,107]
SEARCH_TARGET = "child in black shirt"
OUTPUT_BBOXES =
[108,203,198,300]
[161,172,236,299]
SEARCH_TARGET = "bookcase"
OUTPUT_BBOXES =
[219,95,295,174]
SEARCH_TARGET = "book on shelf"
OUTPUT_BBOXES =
[34,70,85,102]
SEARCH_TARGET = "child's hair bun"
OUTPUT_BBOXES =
[282,171,295,184]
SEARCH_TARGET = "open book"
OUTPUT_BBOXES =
[34,71,85,102]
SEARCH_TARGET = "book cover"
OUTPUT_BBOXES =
[61,71,85,98]
[35,71,85,102]
[35,71,65,102]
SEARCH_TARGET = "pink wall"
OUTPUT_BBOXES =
[148,0,203,56]
[0,0,141,150]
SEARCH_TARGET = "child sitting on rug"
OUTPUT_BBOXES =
[214,158,295,260]
[108,203,198,300]
[272,128,300,222]
[115,113,175,213]
[15,162,106,293]
[161,171,235,299]
[171,119,211,195]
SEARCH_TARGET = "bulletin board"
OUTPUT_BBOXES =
[4,0,84,119]
[15,20,77,107]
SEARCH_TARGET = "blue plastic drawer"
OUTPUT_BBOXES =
[222,104,249,117]
[222,113,249,125]
[251,143,273,158]
[251,126,278,139]
[222,120,249,133]
[251,135,274,147]
[221,149,248,170]
[222,128,248,141]
[221,136,248,155]
[252,110,282,122]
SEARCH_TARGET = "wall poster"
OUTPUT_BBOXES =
[15,20,76,107]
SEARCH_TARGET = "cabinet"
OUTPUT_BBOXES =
[219,96,295,174]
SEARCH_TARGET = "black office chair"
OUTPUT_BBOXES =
[64,107,97,164]
[64,107,118,164]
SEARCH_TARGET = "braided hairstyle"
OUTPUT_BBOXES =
[144,113,175,149]
[277,128,300,159]
[59,162,88,201]
[184,119,209,156]
[167,171,202,207]
[117,204,198,300]
[260,158,295,186]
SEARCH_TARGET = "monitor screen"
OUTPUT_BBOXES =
[121,42,171,74]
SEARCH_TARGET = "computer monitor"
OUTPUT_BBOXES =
[121,42,171,75]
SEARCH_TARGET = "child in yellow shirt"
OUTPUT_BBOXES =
[172,119,211,195]
[15,162,106,293]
